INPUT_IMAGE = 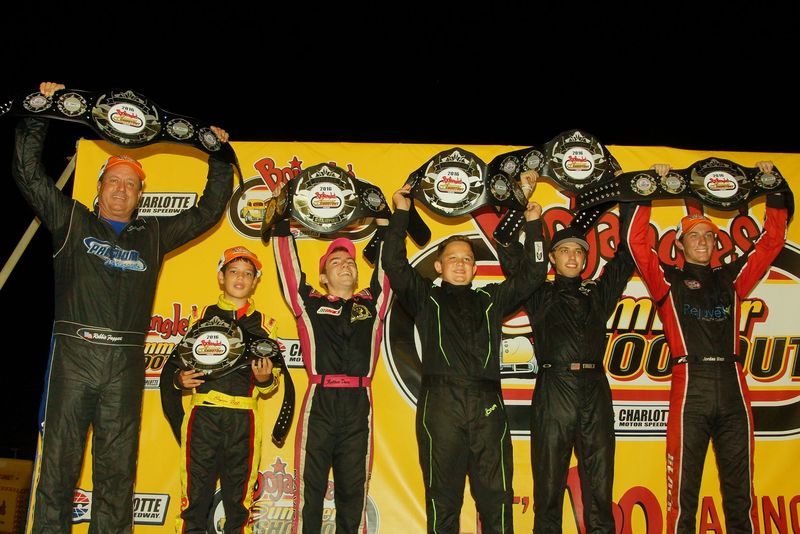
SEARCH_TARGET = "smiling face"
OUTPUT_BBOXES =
[435,240,477,286]
[320,249,358,297]
[676,222,717,266]
[97,166,143,222]
[549,242,587,278]
[218,259,259,306]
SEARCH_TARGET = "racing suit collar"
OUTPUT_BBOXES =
[554,273,582,289]
[441,280,473,293]
[217,294,256,317]
[683,262,713,276]
[94,204,141,225]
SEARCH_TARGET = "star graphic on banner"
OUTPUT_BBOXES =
[271,457,288,474]
[289,156,303,171]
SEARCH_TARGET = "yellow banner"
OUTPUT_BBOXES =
[62,140,800,533]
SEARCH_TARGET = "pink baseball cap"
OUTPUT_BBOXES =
[318,238,356,273]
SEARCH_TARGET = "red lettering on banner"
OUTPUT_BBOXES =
[763,495,788,533]
[617,486,663,534]
[791,495,800,534]
[564,466,585,531]
[732,214,762,257]
[541,207,574,242]
[699,496,723,533]
[656,228,683,269]
[511,495,530,514]
[474,206,767,279]
[254,157,303,193]
[595,212,620,259]
[149,303,191,340]
[253,457,294,502]
[504,473,799,533]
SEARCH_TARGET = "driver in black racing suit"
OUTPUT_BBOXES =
[499,203,635,533]
[14,81,233,534]
[382,184,547,533]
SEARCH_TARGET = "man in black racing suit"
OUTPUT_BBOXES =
[14,81,233,534]
[381,184,547,534]
[499,205,635,533]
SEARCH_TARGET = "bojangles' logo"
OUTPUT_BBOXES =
[228,157,303,239]
[310,190,342,209]
[247,457,381,531]
[565,153,592,172]
[110,107,143,128]
[435,173,467,194]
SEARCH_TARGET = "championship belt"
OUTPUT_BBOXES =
[405,147,528,244]
[574,157,793,215]
[2,87,241,177]
[259,163,392,264]
[288,163,391,234]
[488,129,621,244]
[174,315,295,444]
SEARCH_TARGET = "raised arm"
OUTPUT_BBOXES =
[12,84,75,236]
[159,126,233,251]
[595,202,637,315]
[494,202,548,317]
[381,185,432,315]
[272,218,313,318]
[368,221,393,320]
[733,184,790,298]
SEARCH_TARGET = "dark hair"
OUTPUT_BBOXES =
[436,235,475,260]
[221,257,257,273]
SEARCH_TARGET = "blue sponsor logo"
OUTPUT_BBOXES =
[83,237,147,271]
[683,303,730,321]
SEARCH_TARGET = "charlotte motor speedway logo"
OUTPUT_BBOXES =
[72,489,169,525]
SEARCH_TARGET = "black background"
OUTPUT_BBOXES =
[2,5,798,458]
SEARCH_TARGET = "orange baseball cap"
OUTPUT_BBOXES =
[98,155,146,181]
[319,238,356,273]
[218,246,262,277]
[677,214,719,239]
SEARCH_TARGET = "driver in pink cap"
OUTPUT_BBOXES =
[272,218,390,533]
